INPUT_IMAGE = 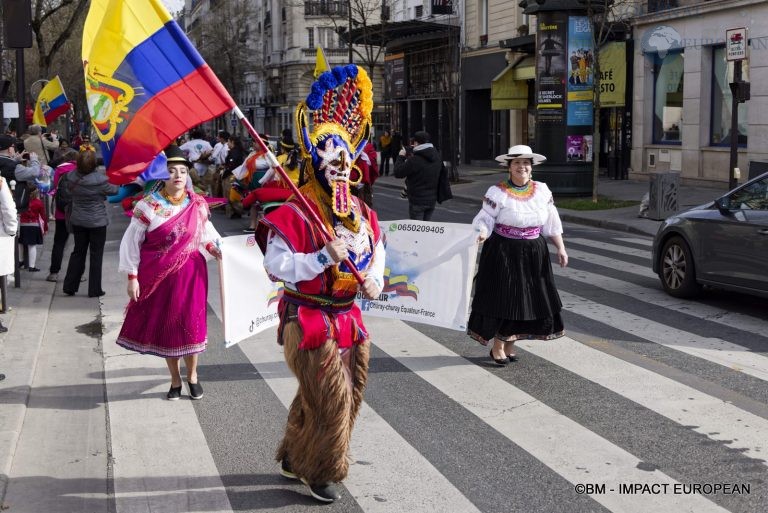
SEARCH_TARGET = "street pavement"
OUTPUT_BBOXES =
[1,168,766,512]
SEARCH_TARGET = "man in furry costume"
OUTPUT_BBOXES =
[258,64,384,503]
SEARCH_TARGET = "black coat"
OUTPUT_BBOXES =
[393,144,442,207]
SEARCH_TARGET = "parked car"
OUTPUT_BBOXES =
[652,172,768,298]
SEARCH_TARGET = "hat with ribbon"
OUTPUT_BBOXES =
[495,144,547,166]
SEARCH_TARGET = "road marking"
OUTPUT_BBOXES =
[614,237,653,247]
[567,237,652,259]
[559,290,768,382]
[564,247,657,279]
[367,318,728,513]
[519,336,768,465]
[237,328,482,513]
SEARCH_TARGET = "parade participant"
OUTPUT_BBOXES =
[468,145,568,365]
[258,63,384,503]
[117,145,222,401]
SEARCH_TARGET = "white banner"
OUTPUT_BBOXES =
[219,234,281,348]
[220,221,479,347]
[356,221,478,331]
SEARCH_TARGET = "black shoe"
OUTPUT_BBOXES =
[280,459,298,480]
[507,354,518,362]
[303,480,341,503]
[167,385,182,401]
[88,291,106,297]
[490,350,508,366]
[18,262,26,270]
[63,290,75,296]
[28,267,40,272]
[0,323,7,333]
[187,380,203,400]
[0,373,5,381]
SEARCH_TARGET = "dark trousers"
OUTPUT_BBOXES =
[63,225,107,297]
[409,203,435,221]
[49,219,70,273]
[380,153,392,176]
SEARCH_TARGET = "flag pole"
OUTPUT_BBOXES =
[232,106,365,285]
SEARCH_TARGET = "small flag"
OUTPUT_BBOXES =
[32,76,70,127]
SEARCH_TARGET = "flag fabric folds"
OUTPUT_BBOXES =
[32,76,70,127]
[82,0,236,184]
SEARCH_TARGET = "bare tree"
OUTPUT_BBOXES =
[583,0,634,202]
[30,0,89,79]
[198,0,258,101]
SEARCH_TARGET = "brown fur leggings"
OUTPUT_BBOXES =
[275,318,370,485]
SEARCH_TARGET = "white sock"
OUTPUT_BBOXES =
[28,245,37,268]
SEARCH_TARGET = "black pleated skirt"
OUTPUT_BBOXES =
[19,225,44,245]
[467,233,564,344]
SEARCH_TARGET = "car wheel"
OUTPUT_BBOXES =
[659,236,700,298]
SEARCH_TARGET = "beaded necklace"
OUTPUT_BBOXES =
[498,179,536,201]
[161,188,187,206]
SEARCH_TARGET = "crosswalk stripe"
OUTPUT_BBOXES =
[564,247,657,279]
[614,237,653,247]
[518,336,768,465]
[558,290,768,382]
[366,318,729,513]
[555,263,768,334]
[236,328,482,513]
[567,238,652,259]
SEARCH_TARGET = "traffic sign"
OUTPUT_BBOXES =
[726,27,747,61]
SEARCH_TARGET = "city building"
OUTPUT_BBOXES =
[631,0,766,185]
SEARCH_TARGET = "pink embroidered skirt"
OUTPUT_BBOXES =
[116,252,208,358]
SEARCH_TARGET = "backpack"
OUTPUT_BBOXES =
[13,180,30,213]
[54,173,71,211]
[437,163,453,204]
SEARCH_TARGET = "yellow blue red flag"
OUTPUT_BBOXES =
[32,76,70,127]
[82,0,236,184]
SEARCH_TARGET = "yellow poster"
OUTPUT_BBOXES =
[598,42,626,107]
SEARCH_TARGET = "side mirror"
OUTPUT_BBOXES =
[715,197,733,216]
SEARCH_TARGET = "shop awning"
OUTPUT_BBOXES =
[491,57,534,110]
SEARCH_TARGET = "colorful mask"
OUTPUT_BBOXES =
[296,64,372,220]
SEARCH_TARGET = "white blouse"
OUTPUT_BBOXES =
[118,192,222,275]
[472,181,563,239]
[264,229,385,292]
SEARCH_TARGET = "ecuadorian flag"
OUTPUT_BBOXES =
[83,0,235,184]
[33,76,70,127]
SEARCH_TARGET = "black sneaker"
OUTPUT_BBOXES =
[28,267,40,272]
[187,380,203,400]
[0,322,7,333]
[280,459,298,480]
[167,385,182,401]
[302,480,341,503]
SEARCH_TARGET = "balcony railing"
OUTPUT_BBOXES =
[302,48,349,57]
[305,1,349,16]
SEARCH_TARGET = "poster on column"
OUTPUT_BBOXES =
[536,12,567,124]
[567,16,594,127]
[356,221,479,331]
[566,135,593,162]
[220,234,282,348]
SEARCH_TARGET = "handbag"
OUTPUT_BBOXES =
[437,163,453,204]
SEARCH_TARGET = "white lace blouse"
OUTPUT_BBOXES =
[472,181,563,239]
[118,192,222,275]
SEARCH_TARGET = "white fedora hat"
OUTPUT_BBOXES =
[495,144,547,166]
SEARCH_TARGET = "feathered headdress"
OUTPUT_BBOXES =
[295,55,373,220]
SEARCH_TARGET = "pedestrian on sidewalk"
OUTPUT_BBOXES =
[467,145,568,365]
[393,131,442,221]
[45,157,78,282]
[61,149,119,297]
[0,172,18,333]
[378,129,392,176]
[17,185,47,272]
[116,145,222,401]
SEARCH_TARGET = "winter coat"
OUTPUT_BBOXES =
[61,169,119,228]
[393,143,442,207]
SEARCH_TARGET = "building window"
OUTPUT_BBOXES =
[415,5,423,18]
[307,27,314,48]
[480,0,488,46]
[652,51,683,144]
[711,46,748,147]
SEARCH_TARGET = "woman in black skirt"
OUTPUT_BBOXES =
[467,145,568,366]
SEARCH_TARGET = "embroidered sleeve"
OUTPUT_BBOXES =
[263,232,333,284]
[132,198,154,226]
[472,186,503,237]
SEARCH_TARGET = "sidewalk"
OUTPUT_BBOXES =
[375,164,729,236]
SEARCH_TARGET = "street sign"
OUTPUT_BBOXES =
[2,103,19,118]
[726,27,747,61]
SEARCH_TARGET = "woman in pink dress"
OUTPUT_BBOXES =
[117,145,222,401]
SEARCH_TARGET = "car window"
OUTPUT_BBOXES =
[727,176,768,211]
